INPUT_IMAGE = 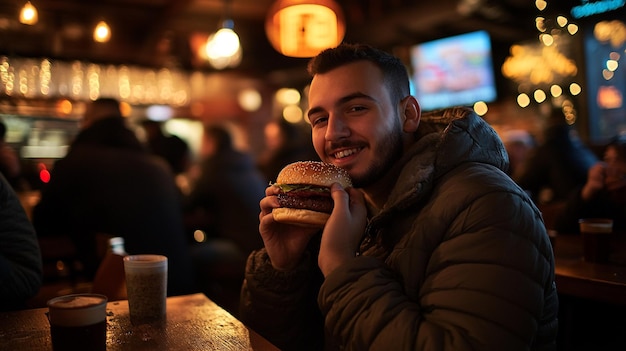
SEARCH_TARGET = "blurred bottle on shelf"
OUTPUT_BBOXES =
[91,236,128,301]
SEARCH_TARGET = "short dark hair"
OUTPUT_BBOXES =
[307,43,410,104]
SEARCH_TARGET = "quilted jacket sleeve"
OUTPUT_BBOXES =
[239,248,325,351]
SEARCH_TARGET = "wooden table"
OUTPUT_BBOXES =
[553,233,626,306]
[0,293,279,351]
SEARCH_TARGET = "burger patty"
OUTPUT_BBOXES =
[277,193,334,214]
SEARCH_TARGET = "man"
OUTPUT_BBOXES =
[239,44,558,350]
[33,98,196,296]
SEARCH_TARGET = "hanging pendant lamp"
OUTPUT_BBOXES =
[265,0,345,58]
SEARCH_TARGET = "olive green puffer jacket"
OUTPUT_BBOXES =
[241,107,558,351]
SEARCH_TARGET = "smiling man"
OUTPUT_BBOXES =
[239,44,558,351]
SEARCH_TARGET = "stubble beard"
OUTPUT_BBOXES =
[352,122,404,189]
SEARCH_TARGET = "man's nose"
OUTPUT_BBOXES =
[325,114,350,141]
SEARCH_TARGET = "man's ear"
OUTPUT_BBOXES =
[401,96,421,132]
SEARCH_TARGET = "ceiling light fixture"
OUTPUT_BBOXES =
[94,21,111,43]
[205,0,241,70]
[19,1,38,25]
[265,0,345,58]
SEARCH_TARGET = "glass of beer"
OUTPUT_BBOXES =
[123,254,168,325]
[579,218,614,263]
[47,293,108,351]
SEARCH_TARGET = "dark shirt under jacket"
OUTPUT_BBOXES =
[33,116,196,296]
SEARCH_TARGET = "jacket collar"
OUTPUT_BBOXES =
[383,106,508,212]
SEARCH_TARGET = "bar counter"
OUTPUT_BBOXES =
[553,233,626,306]
[0,293,279,351]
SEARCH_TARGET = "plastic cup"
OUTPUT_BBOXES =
[47,293,108,351]
[579,218,613,263]
[123,254,168,325]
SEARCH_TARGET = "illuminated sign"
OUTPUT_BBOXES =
[571,0,625,18]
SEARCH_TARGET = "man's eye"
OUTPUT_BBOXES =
[311,116,327,126]
[349,106,367,113]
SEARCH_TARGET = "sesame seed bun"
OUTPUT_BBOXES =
[275,161,352,188]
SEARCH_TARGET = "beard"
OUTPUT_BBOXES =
[351,118,404,188]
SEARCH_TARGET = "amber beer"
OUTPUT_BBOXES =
[579,218,614,263]
[47,294,108,351]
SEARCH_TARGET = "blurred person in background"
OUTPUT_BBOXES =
[554,135,626,234]
[0,120,23,191]
[183,124,266,311]
[0,173,42,311]
[501,129,536,182]
[257,117,319,184]
[32,98,195,296]
[141,119,192,176]
[515,107,598,205]
[239,44,557,351]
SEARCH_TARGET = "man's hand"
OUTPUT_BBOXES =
[318,183,367,277]
[259,185,319,271]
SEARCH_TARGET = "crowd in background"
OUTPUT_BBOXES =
[0,98,320,313]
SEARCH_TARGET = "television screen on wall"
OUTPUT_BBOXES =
[410,30,497,111]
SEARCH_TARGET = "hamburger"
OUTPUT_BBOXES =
[272,161,352,228]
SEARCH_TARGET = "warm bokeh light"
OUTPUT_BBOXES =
[275,88,301,105]
[119,101,132,117]
[517,93,531,108]
[540,34,554,46]
[238,88,262,112]
[282,105,303,123]
[603,69,614,80]
[193,230,206,243]
[94,21,111,43]
[569,83,582,95]
[550,85,563,97]
[19,1,38,25]
[557,16,568,27]
[535,0,547,11]
[56,99,73,115]
[609,52,621,60]
[534,89,547,103]
[535,17,546,32]
[567,23,579,35]
[207,29,239,58]
[473,101,488,116]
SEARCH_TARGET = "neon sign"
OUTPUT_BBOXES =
[571,0,625,18]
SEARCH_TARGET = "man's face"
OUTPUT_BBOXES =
[307,61,404,188]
